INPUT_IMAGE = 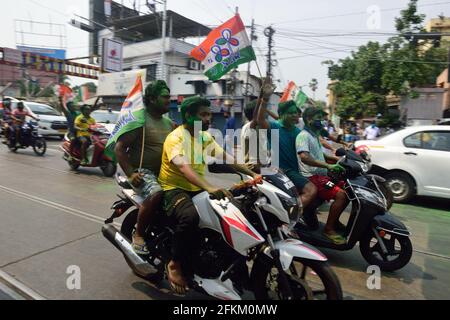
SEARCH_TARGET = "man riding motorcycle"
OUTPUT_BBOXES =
[114,81,176,256]
[158,96,261,294]
[296,107,348,244]
[74,105,96,165]
[11,102,39,146]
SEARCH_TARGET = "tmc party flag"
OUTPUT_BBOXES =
[280,81,308,109]
[190,14,256,81]
[77,86,90,103]
[56,84,74,104]
[105,75,146,160]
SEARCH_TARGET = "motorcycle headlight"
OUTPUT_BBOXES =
[277,193,300,227]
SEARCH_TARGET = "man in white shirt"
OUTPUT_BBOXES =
[364,121,381,140]
[240,100,270,173]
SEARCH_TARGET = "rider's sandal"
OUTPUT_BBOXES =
[165,264,189,295]
[323,232,346,245]
[131,233,150,256]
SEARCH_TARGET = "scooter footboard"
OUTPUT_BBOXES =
[263,239,327,271]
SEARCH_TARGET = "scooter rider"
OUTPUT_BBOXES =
[158,96,261,294]
[74,105,96,165]
[11,102,39,146]
[114,80,175,256]
[1,98,13,144]
[296,107,348,245]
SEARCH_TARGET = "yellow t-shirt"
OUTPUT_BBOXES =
[159,126,224,192]
[75,115,96,138]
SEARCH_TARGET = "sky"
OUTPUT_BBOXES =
[1,0,449,100]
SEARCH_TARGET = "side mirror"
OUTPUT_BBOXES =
[335,148,346,157]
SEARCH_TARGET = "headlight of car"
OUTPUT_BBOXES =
[277,193,300,228]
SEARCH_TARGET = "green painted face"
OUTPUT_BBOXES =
[281,105,300,126]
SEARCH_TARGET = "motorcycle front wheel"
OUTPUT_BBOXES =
[33,138,46,156]
[359,230,412,272]
[251,255,343,300]
[101,161,117,177]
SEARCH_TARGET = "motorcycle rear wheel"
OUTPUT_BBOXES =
[33,138,46,156]
[120,209,139,241]
[251,255,343,300]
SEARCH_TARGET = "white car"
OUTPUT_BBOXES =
[91,109,119,134]
[9,99,68,139]
[355,126,450,203]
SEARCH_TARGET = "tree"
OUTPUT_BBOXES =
[325,0,447,125]
[309,78,318,100]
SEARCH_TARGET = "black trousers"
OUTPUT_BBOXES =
[164,189,201,265]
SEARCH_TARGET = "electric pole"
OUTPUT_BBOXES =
[264,26,276,78]
[161,0,168,82]
[245,19,257,98]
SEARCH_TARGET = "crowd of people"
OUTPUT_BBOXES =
[0,80,385,295]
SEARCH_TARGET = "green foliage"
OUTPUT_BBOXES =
[325,0,447,121]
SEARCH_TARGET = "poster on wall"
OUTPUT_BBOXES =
[101,38,123,73]
[97,69,146,96]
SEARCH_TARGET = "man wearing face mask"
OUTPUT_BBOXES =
[158,96,261,294]
[115,80,176,255]
[257,96,318,210]
[296,107,349,244]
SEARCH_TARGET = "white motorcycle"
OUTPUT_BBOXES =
[102,164,343,300]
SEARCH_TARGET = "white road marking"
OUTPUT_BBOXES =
[0,184,121,228]
[0,270,46,300]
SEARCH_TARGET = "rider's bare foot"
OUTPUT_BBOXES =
[166,260,189,294]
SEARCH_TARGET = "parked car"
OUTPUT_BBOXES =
[355,126,450,203]
[9,98,68,139]
[91,109,119,134]
[438,118,450,126]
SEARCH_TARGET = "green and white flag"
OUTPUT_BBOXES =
[105,76,145,161]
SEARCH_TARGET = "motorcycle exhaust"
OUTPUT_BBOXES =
[101,225,158,279]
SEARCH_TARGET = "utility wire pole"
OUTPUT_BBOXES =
[161,0,168,82]
[264,26,276,78]
[245,19,257,99]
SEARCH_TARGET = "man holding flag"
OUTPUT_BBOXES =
[107,78,175,255]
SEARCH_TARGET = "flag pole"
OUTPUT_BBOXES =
[139,123,146,172]
[139,79,146,172]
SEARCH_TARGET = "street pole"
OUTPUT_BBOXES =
[264,26,275,78]
[161,0,168,82]
[244,19,256,115]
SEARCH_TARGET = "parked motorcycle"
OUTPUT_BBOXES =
[295,148,413,272]
[61,124,116,177]
[6,120,46,156]
[102,165,343,300]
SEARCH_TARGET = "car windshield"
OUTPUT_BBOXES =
[27,103,61,116]
[91,111,119,124]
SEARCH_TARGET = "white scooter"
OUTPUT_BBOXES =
[102,164,343,300]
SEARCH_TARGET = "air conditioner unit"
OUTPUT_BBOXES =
[188,59,200,70]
